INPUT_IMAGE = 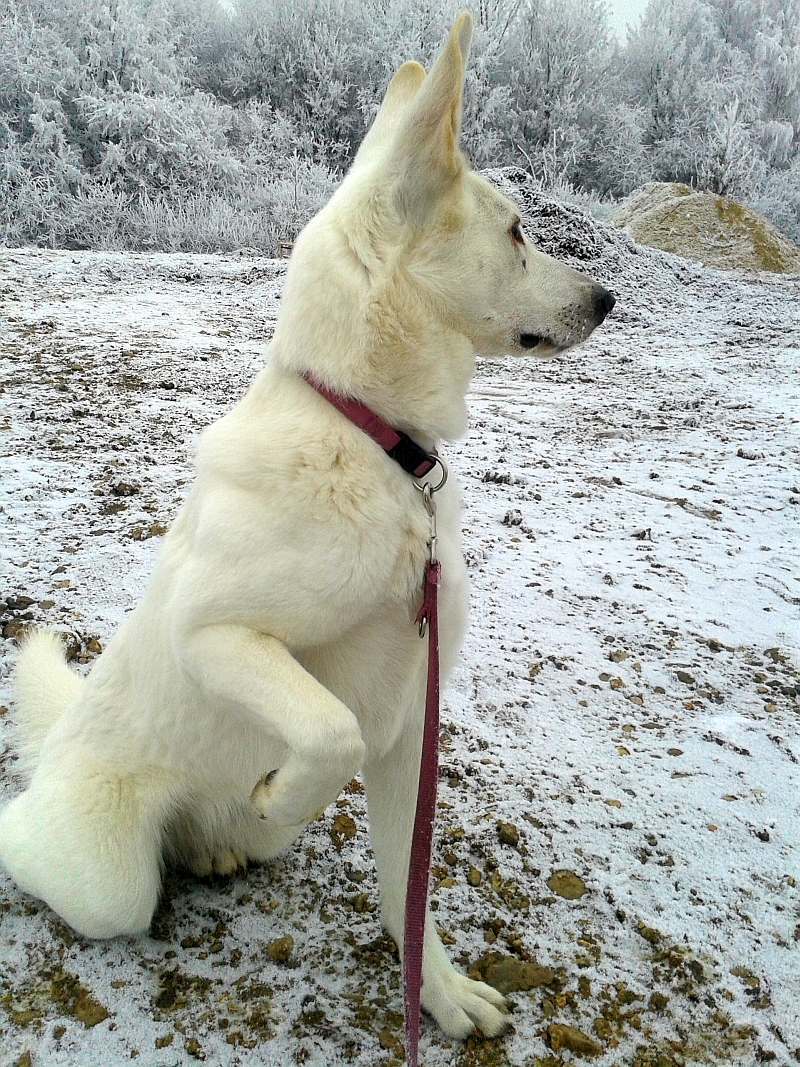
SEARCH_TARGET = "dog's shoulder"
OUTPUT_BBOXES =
[167,371,435,641]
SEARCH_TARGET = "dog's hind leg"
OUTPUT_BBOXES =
[181,625,366,829]
[0,757,175,939]
[363,718,510,1040]
[165,800,304,877]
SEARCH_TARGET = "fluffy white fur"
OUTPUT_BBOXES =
[0,13,612,1040]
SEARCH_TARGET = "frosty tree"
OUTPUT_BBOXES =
[1,0,798,249]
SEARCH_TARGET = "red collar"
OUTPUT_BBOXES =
[303,372,437,479]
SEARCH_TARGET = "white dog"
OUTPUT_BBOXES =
[0,12,613,1040]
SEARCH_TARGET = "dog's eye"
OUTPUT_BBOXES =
[510,221,524,244]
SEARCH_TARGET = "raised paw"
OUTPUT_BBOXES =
[249,770,316,829]
[422,968,510,1040]
[249,758,344,829]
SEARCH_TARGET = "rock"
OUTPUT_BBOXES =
[676,670,695,685]
[344,864,366,883]
[266,935,294,964]
[637,923,663,945]
[546,1022,603,1057]
[731,965,761,989]
[497,821,520,847]
[350,892,373,913]
[467,866,482,886]
[330,813,357,849]
[547,870,588,899]
[482,470,512,484]
[2,620,31,642]
[111,481,139,497]
[503,509,523,527]
[5,595,35,610]
[764,647,788,665]
[470,951,557,993]
[648,991,669,1011]
[101,499,128,515]
[378,1027,401,1051]
[50,970,110,1028]
[185,1037,205,1059]
[130,521,168,541]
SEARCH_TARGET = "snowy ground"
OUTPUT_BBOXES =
[0,230,798,1067]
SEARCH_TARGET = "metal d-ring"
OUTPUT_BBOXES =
[414,452,448,495]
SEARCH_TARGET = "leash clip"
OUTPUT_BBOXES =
[415,452,446,638]
[414,451,448,495]
[418,483,437,637]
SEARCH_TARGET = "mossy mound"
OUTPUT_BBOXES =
[612,182,800,273]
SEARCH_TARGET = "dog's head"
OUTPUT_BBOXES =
[345,12,614,359]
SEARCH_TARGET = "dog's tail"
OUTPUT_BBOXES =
[13,629,85,776]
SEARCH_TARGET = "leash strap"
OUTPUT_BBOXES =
[405,556,441,1067]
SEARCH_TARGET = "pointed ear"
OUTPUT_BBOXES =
[351,61,427,173]
[389,12,474,226]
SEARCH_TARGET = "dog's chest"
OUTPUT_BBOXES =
[298,481,468,745]
[384,477,463,607]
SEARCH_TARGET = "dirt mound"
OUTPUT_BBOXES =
[483,167,707,324]
[485,167,650,285]
[611,181,800,273]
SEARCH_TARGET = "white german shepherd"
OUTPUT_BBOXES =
[0,13,613,1040]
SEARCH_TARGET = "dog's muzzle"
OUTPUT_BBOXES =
[593,286,616,323]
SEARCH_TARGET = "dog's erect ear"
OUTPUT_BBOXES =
[389,12,473,226]
[351,61,427,173]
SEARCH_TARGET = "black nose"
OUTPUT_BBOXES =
[519,333,543,349]
[593,286,616,322]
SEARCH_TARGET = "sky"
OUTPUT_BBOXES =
[605,0,651,39]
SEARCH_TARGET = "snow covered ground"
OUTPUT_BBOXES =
[1,216,798,1067]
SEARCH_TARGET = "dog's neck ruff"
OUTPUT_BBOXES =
[302,372,437,479]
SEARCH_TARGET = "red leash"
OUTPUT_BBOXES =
[303,372,444,1066]
[405,549,441,1067]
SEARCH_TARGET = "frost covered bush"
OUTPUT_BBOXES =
[1,0,799,250]
[753,160,800,243]
[109,159,338,253]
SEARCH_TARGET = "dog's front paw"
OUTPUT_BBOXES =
[422,967,509,1039]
